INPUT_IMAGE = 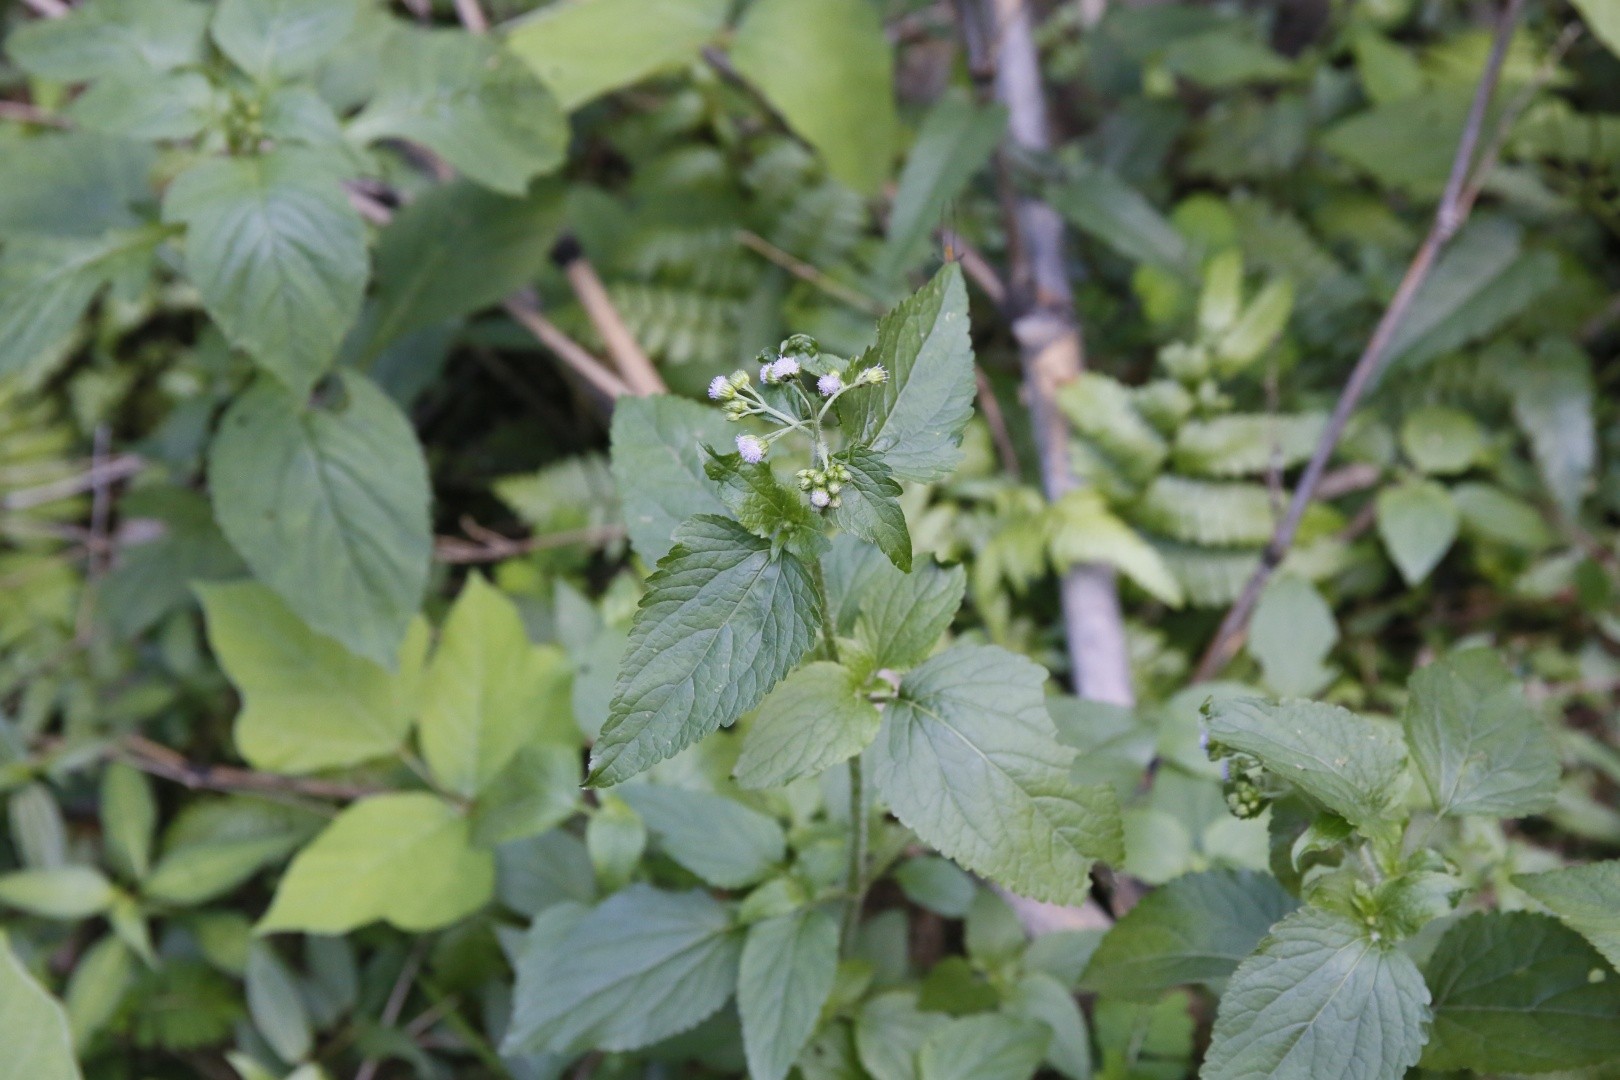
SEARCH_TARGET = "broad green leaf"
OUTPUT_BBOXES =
[1171,413,1326,478]
[609,395,732,564]
[0,929,81,1080]
[729,0,898,195]
[1451,481,1556,551]
[617,785,785,889]
[504,0,730,110]
[360,179,563,358]
[1050,489,1183,607]
[1375,478,1458,585]
[824,533,905,634]
[211,0,358,82]
[1133,476,1275,547]
[856,991,948,1080]
[1571,0,1620,59]
[347,29,567,196]
[0,229,161,383]
[7,0,209,80]
[198,581,428,774]
[469,744,581,848]
[163,149,367,395]
[1515,860,1620,970]
[830,446,911,572]
[1247,573,1336,696]
[585,795,645,893]
[837,263,975,482]
[1402,649,1558,818]
[98,487,245,638]
[505,885,742,1054]
[735,662,882,789]
[0,132,155,240]
[917,1013,1049,1080]
[67,69,216,141]
[740,908,841,1080]
[1048,162,1190,272]
[1423,911,1620,1073]
[208,374,432,668]
[1503,337,1595,514]
[1162,25,1293,87]
[854,559,966,670]
[893,857,975,918]
[245,942,311,1064]
[101,764,157,882]
[1005,971,1092,1080]
[1203,907,1430,1080]
[876,92,1006,281]
[1081,869,1298,1001]
[144,834,302,906]
[871,644,1125,905]
[588,516,820,786]
[1321,91,1473,195]
[419,575,570,797]
[1399,405,1483,476]
[1204,698,1408,830]
[0,867,114,920]
[259,793,494,934]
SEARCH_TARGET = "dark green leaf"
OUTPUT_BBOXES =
[854,558,965,670]
[618,785,785,888]
[829,446,911,572]
[0,132,155,240]
[609,395,732,565]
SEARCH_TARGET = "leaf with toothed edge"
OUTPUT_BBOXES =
[829,445,911,572]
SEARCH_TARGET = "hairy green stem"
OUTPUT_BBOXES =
[808,552,869,947]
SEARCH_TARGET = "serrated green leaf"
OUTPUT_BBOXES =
[871,644,1124,905]
[0,929,81,1080]
[1172,413,1326,477]
[198,581,427,773]
[1247,573,1337,696]
[830,446,911,572]
[705,451,820,551]
[1399,405,1483,476]
[348,29,566,196]
[67,69,216,141]
[505,886,742,1055]
[505,0,730,111]
[1056,372,1168,483]
[609,395,733,565]
[1376,478,1458,585]
[735,662,882,789]
[0,867,114,920]
[877,92,1006,281]
[1203,907,1430,1080]
[917,1013,1049,1080]
[824,534,905,634]
[1050,489,1183,606]
[419,575,570,797]
[7,0,209,80]
[1402,649,1558,818]
[208,374,432,668]
[589,516,820,786]
[164,149,366,395]
[1205,698,1408,830]
[854,558,965,670]
[618,785,785,888]
[1423,911,1620,1073]
[1132,476,1275,548]
[729,0,897,195]
[259,793,494,934]
[740,908,841,1080]
[837,264,975,482]
[1515,860,1620,970]
[211,0,357,82]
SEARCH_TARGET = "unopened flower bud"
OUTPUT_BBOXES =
[826,481,842,495]
[780,333,818,357]
[736,434,766,463]
[728,369,750,389]
[817,371,843,396]
[861,365,888,386]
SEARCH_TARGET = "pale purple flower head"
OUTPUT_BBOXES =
[771,356,800,380]
[736,434,766,463]
[809,488,831,509]
[708,375,730,400]
[817,371,843,397]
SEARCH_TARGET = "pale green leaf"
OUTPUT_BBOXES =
[258,793,494,934]
[871,644,1125,905]
[504,0,730,110]
[1571,0,1620,58]
[144,834,302,906]
[1247,573,1337,697]
[856,991,947,1080]
[1005,971,1092,1080]
[1399,405,1484,476]
[1451,481,1556,551]
[1423,911,1620,1073]
[65,937,133,1050]
[854,558,966,670]
[1057,372,1168,483]
[893,857,975,918]
[0,867,114,920]
[101,763,157,882]
[836,263,975,482]
[917,1013,1049,1080]
[1133,476,1275,548]
[7,0,209,80]
[208,374,432,668]
[1048,163,1189,272]
[198,581,428,774]
[1050,489,1183,606]
[67,69,216,141]
[609,395,732,565]
[730,0,897,194]
[1514,860,1620,970]
[211,0,357,82]
[505,885,742,1054]
[1082,869,1298,1001]
[469,744,581,848]
[1204,698,1408,830]
[245,942,312,1064]
[0,929,81,1080]
[0,132,155,240]
[1503,337,1595,514]
[877,92,1006,280]
[1376,478,1458,585]
[1171,413,1326,478]
[734,662,882,789]
[348,29,567,196]
[1203,907,1430,1080]
[588,516,820,786]
[740,908,841,1080]
[163,149,367,395]
[1402,649,1558,818]
[420,575,570,797]
[830,446,911,572]
[618,784,785,888]
[585,795,645,893]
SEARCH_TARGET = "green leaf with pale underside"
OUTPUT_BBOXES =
[854,559,965,671]
[1515,860,1620,970]
[0,930,80,1080]
[735,662,881,789]
[617,785,785,889]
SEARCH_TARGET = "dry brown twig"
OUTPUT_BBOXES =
[551,237,667,395]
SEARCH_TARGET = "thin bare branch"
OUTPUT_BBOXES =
[1193,0,1528,683]
[735,229,886,315]
[452,0,489,34]
[21,0,70,16]
[552,237,667,395]
[0,100,70,127]
[504,291,633,403]
[974,368,1022,480]
[435,521,626,564]
[3,454,144,511]
[113,735,384,801]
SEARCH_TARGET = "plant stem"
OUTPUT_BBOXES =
[808,552,868,946]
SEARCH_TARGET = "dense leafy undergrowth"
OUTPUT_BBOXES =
[2,1,1619,1078]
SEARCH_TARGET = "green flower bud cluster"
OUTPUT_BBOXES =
[796,461,851,511]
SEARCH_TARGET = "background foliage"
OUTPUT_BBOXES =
[1,0,1619,1078]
